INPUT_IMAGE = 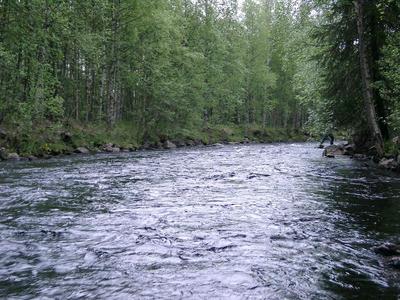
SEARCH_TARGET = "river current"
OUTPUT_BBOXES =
[0,143,399,299]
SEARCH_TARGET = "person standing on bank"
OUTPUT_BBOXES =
[319,125,335,147]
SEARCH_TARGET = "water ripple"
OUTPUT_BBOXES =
[0,143,399,299]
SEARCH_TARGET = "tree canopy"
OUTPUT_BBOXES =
[0,0,399,154]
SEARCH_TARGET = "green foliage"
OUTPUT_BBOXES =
[308,0,400,145]
[45,96,65,121]
[378,31,400,133]
[384,140,399,158]
[0,0,324,155]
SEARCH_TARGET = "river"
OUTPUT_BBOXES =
[0,143,399,299]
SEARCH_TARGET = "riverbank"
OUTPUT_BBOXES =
[0,122,308,161]
[322,141,400,173]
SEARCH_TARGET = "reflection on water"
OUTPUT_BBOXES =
[0,143,399,299]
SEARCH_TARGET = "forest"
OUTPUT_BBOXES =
[2,1,400,298]
[0,0,400,158]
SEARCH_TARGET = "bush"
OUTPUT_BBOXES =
[45,96,65,122]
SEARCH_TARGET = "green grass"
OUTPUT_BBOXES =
[0,120,307,158]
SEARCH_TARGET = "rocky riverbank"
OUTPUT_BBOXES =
[0,125,308,162]
[321,138,400,173]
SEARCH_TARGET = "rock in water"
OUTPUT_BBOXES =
[379,158,398,171]
[323,145,344,157]
[389,257,400,270]
[343,144,355,156]
[75,147,90,154]
[373,243,400,256]
[163,140,177,149]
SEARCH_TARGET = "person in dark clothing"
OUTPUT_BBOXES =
[319,126,335,147]
[320,133,334,146]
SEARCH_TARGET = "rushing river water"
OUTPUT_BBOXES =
[0,143,399,299]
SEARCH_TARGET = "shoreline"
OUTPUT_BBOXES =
[2,124,397,173]
[0,125,309,163]
[0,140,307,163]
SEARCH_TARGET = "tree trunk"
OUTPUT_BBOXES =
[85,64,90,122]
[262,106,267,128]
[99,68,105,121]
[354,0,384,157]
[74,49,80,121]
[369,10,389,139]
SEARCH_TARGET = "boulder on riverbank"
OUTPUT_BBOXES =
[211,143,224,147]
[322,143,363,158]
[343,144,355,156]
[173,140,186,148]
[102,143,120,153]
[7,153,20,160]
[379,158,399,171]
[140,142,151,150]
[120,145,135,152]
[323,145,344,158]
[163,140,177,149]
[185,140,195,147]
[374,243,400,270]
[389,257,400,270]
[194,139,204,146]
[75,147,90,154]
[374,243,400,256]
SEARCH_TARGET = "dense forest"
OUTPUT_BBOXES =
[0,0,399,158]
